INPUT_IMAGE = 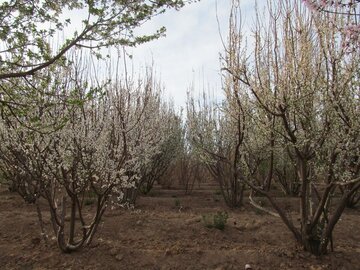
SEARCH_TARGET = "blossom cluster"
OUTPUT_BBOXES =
[303,0,360,10]
[343,23,360,52]
[302,0,360,52]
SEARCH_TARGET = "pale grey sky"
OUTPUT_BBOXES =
[128,0,258,108]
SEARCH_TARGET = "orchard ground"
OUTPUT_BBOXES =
[0,181,359,270]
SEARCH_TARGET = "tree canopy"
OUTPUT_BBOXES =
[0,0,195,80]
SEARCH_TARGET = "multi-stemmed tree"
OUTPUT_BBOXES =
[220,0,360,255]
[186,88,248,208]
[137,100,184,196]
[302,0,360,208]
[0,58,178,252]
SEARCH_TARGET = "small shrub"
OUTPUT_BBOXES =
[213,211,228,230]
[202,211,228,230]
[174,198,181,208]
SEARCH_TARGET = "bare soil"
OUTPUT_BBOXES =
[0,183,359,270]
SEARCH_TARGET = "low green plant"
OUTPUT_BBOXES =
[213,211,228,230]
[174,198,181,208]
[202,211,228,230]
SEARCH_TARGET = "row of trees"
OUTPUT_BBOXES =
[0,54,183,251]
[187,0,360,255]
[0,0,194,253]
[0,0,359,257]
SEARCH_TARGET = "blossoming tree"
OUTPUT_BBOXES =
[221,0,360,255]
[0,58,179,252]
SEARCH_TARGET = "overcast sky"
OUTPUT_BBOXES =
[128,0,257,109]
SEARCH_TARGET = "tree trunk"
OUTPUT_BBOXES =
[69,196,77,245]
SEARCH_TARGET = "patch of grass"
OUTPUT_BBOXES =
[202,211,228,230]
